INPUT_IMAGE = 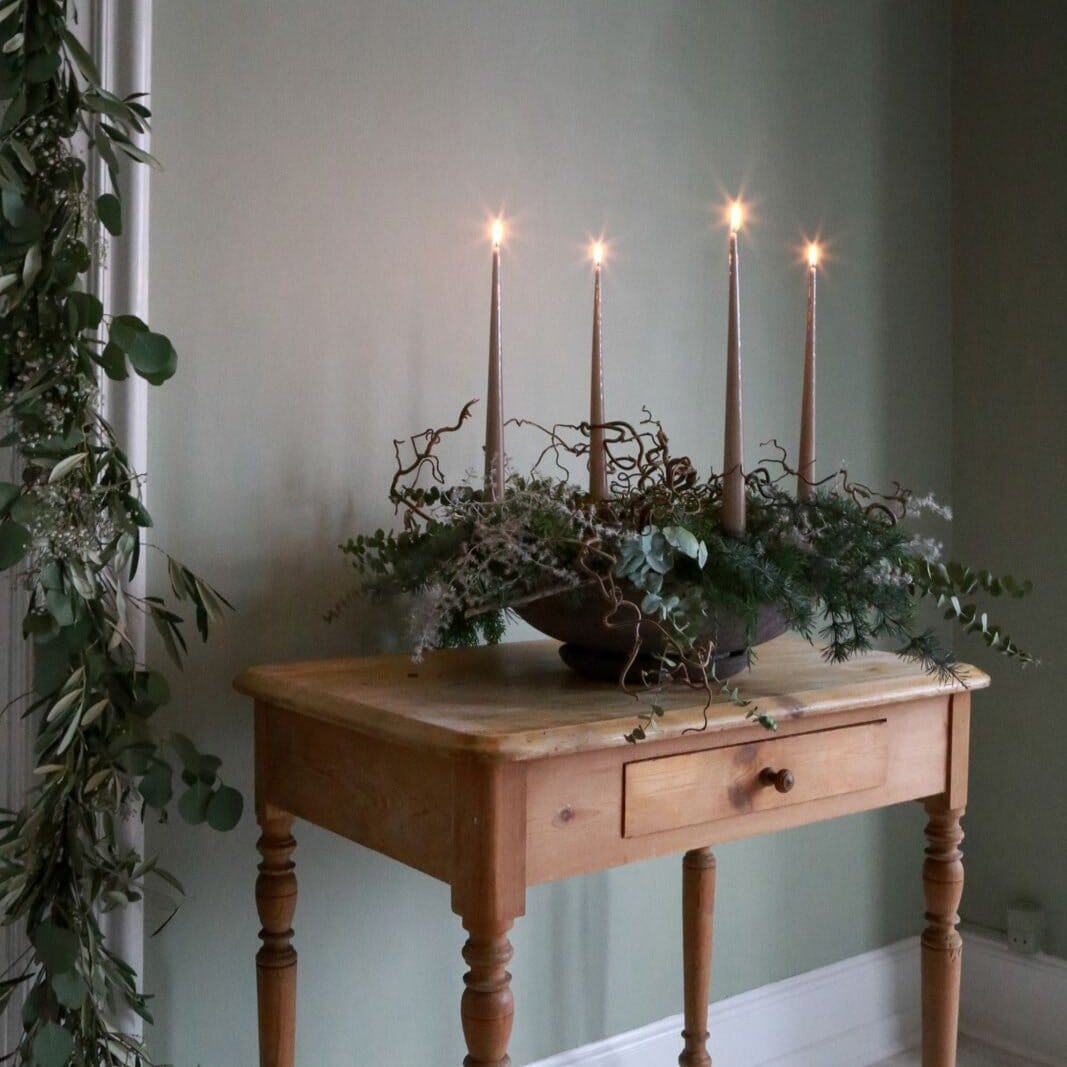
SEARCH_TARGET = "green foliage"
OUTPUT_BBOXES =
[0,3,236,1062]
[337,410,1035,745]
[338,475,592,655]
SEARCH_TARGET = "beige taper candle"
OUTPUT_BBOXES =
[797,243,819,499]
[589,243,608,500]
[484,219,505,500]
[722,203,745,535]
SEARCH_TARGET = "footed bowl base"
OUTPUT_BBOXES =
[557,642,750,684]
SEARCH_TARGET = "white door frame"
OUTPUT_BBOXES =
[0,474,33,1053]
[90,0,154,1035]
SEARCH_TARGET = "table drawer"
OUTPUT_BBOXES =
[623,720,889,838]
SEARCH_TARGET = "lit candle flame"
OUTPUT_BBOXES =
[729,201,743,234]
[491,217,504,249]
[807,242,820,268]
[593,241,604,267]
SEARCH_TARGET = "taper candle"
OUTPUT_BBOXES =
[797,242,819,499]
[484,218,505,500]
[722,201,746,535]
[589,241,608,501]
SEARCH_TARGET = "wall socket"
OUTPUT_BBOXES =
[1007,900,1044,955]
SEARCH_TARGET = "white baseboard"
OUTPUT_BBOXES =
[960,929,1067,1066]
[531,938,921,1067]
[531,929,1067,1067]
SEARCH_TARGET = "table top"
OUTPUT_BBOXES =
[234,636,988,761]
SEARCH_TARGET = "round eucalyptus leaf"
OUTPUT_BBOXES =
[107,313,148,352]
[31,1022,74,1067]
[20,983,46,1027]
[65,290,103,331]
[0,481,19,515]
[30,923,78,975]
[206,785,244,832]
[127,331,177,383]
[95,340,129,381]
[96,192,122,236]
[197,753,222,785]
[51,970,87,1011]
[139,761,173,810]
[45,589,74,628]
[663,525,701,559]
[178,781,212,826]
[169,732,200,771]
[0,520,30,570]
[9,492,40,525]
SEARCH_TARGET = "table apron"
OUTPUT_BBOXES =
[255,693,965,895]
[255,702,455,883]
[525,696,953,884]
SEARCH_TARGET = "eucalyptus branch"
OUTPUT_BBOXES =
[0,4,237,1063]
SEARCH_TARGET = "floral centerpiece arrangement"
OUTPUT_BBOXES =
[335,403,1034,743]
[335,220,1033,742]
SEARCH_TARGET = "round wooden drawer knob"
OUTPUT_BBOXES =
[759,767,796,793]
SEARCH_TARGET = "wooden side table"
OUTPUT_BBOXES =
[234,636,986,1067]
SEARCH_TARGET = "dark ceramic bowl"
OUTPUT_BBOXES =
[515,585,787,683]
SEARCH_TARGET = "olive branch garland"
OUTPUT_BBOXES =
[1,3,238,1065]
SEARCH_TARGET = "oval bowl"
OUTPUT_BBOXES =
[515,585,787,683]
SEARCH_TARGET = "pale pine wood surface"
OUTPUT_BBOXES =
[235,636,988,760]
[623,718,889,838]
[524,696,956,883]
[243,637,983,1067]
[679,849,716,1067]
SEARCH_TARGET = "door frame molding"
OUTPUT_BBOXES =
[89,0,154,1033]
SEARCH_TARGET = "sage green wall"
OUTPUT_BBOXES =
[145,3,951,1063]
[951,0,1067,958]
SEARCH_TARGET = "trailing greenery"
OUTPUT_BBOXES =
[0,4,238,1064]
[337,407,1034,742]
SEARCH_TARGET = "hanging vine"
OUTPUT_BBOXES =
[1,3,238,1064]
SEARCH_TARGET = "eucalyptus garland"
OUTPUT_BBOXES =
[1,3,239,1065]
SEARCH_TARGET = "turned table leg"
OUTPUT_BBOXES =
[257,812,298,1067]
[680,848,717,1067]
[451,759,525,1067]
[460,919,515,1067]
[921,801,965,1067]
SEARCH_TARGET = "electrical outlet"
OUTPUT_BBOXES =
[1007,900,1044,955]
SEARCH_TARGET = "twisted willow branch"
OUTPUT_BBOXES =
[1,4,237,1064]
